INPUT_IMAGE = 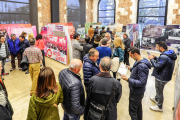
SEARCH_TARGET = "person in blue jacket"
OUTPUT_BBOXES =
[83,48,100,93]
[148,41,177,112]
[7,34,21,71]
[121,47,151,120]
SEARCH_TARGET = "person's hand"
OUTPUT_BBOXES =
[148,55,154,59]
[126,65,130,70]
[121,75,128,81]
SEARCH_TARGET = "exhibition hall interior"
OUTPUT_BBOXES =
[0,0,180,120]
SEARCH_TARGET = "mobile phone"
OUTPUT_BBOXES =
[147,52,151,55]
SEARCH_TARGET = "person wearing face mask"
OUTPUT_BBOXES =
[148,41,177,112]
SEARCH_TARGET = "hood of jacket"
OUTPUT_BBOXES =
[133,58,151,69]
[31,91,58,108]
[83,54,96,65]
[162,50,177,60]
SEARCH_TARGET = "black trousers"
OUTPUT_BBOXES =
[41,50,45,67]
[124,50,130,65]
[129,91,144,120]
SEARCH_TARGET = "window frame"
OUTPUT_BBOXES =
[97,0,116,24]
[137,0,169,26]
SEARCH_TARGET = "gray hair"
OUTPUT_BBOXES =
[69,59,81,69]
[100,57,111,71]
[29,38,36,45]
[10,33,16,37]
[105,32,111,37]
[101,38,108,45]
[88,48,99,57]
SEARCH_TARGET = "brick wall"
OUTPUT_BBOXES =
[172,0,180,24]
[38,0,51,32]
[59,0,67,23]
[86,0,93,23]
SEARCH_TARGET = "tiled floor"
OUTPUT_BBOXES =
[3,50,175,120]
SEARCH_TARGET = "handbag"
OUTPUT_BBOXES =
[87,79,116,120]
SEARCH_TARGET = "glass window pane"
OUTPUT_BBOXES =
[0,1,29,14]
[99,18,114,24]
[67,0,80,9]
[139,0,166,8]
[99,10,114,17]
[6,0,29,3]
[0,14,29,24]
[99,0,115,10]
[67,9,80,17]
[139,8,165,16]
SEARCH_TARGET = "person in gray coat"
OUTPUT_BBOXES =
[72,34,83,59]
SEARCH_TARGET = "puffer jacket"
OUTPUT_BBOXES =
[58,68,85,115]
[151,50,177,82]
[129,58,151,94]
[27,83,63,120]
[0,41,10,59]
[83,54,100,84]
[123,37,131,51]
[7,38,20,55]
[112,47,124,63]
[19,39,30,53]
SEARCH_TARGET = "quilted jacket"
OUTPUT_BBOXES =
[7,38,20,55]
[151,50,177,82]
[129,58,151,94]
[112,47,124,63]
[58,68,85,115]
[83,54,100,84]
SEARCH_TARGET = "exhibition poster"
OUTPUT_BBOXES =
[0,24,33,39]
[32,25,37,38]
[46,31,68,65]
[41,27,48,56]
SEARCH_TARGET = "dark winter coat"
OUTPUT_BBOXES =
[83,54,100,84]
[82,43,93,59]
[20,55,29,71]
[7,38,20,55]
[112,47,124,63]
[129,58,151,94]
[151,50,177,82]
[59,68,85,115]
[84,72,122,120]
[123,37,131,51]
[0,41,10,59]
[19,39,30,53]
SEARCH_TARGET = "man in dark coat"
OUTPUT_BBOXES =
[122,47,151,120]
[83,48,100,92]
[123,33,131,65]
[148,41,177,112]
[59,59,85,120]
[82,36,93,59]
[84,57,122,120]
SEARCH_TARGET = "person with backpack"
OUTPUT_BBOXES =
[84,57,122,120]
[35,34,45,67]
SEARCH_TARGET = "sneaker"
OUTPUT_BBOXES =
[10,68,15,72]
[150,97,157,104]
[2,73,9,76]
[2,77,4,80]
[19,67,22,70]
[25,71,29,74]
[150,105,163,112]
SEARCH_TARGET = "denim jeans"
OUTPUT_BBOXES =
[129,91,144,120]
[155,78,167,109]
[63,112,80,120]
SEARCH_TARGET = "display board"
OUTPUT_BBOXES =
[126,24,140,48]
[174,55,180,120]
[0,24,34,39]
[141,25,166,50]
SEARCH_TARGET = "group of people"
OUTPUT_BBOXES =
[0,27,177,120]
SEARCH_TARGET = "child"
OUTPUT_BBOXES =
[0,35,10,78]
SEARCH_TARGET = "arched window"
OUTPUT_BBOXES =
[98,0,115,25]
[137,0,168,29]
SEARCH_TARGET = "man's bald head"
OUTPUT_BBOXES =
[69,59,82,74]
